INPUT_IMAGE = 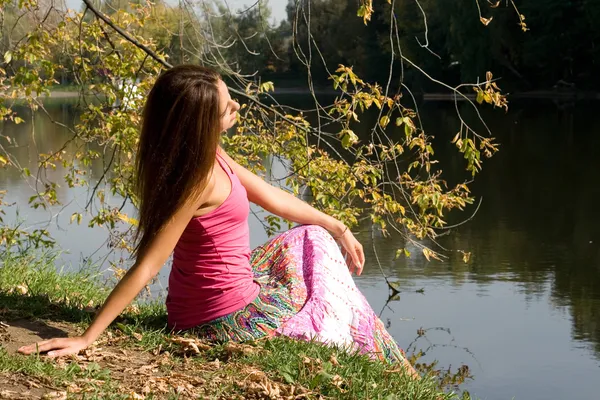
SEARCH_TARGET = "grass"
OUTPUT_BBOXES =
[0,252,473,399]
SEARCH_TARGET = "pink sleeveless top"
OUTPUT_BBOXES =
[166,153,260,330]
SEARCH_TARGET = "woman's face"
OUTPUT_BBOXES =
[217,80,240,132]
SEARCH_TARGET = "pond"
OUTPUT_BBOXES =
[0,95,599,400]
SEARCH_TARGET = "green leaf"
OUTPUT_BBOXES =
[388,280,401,292]
[3,51,12,64]
[357,5,366,17]
[340,129,357,149]
[281,372,295,384]
[476,89,484,104]
[342,133,351,148]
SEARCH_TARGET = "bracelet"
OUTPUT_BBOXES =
[334,226,348,240]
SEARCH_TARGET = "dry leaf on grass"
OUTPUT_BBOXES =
[239,367,304,400]
[42,391,67,400]
[223,342,258,356]
[329,354,340,366]
[169,337,210,355]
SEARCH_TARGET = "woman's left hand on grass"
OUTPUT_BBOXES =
[336,228,365,276]
[18,336,90,358]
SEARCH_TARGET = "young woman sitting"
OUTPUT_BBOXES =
[19,65,417,378]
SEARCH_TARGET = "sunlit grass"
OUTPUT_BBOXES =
[0,252,469,399]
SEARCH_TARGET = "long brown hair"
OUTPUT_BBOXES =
[134,65,221,257]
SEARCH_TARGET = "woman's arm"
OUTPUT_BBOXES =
[18,197,201,357]
[219,149,365,274]
[219,150,343,234]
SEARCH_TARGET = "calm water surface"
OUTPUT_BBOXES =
[0,97,598,400]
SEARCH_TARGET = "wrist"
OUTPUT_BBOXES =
[332,223,348,240]
[82,329,100,345]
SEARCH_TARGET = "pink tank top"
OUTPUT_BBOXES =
[166,153,260,330]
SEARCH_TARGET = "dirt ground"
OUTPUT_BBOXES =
[0,318,299,400]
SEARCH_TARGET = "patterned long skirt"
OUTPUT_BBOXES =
[192,225,406,364]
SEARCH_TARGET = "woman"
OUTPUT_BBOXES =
[18,65,417,376]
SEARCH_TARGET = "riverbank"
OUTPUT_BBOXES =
[4,86,599,102]
[0,253,461,399]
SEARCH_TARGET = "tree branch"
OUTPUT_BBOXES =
[81,0,172,69]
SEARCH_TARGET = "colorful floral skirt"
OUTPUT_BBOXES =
[192,225,405,364]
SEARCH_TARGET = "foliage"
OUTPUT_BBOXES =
[0,0,514,266]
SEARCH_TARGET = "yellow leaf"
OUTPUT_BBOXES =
[480,16,493,26]
[16,284,28,295]
[118,212,138,226]
[423,248,431,261]
[487,0,500,7]
[380,115,390,128]
[462,251,472,263]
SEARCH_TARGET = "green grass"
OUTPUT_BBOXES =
[0,252,473,399]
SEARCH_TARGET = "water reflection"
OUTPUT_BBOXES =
[352,101,600,357]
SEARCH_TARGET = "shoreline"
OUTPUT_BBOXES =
[271,86,600,101]
[3,87,599,101]
[0,252,464,399]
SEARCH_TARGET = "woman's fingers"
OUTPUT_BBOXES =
[19,336,88,359]
[341,248,354,274]
[47,347,74,358]
[336,229,366,276]
[18,339,51,355]
[349,246,361,276]
[356,243,365,276]
[19,338,66,355]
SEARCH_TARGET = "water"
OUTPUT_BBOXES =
[1,96,599,400]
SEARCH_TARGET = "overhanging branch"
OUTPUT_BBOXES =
[82,0,172,69]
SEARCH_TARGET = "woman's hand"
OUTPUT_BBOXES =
[336,227,365,276]
[18,336,90,358]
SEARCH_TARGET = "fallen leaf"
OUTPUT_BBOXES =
[15,284,28,295]
[224,342,257,356]
[169,337,210,355]
[480,16,493,26]
[329,354,340,366]
[25,380,41,389]
[42,391,67,400]
[66,383,82,394]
